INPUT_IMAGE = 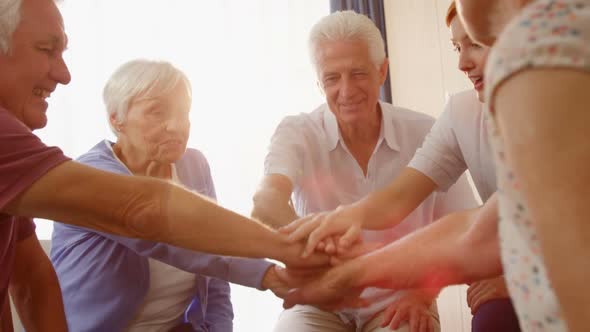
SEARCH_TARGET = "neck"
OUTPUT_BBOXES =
[338,103,382,147]
[112,142,171,179]
[337,103,382,175]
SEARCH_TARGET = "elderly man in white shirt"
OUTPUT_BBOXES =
[251,10,476,332]
[280,4,520,332]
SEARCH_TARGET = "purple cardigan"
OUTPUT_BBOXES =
[51,140,272,332]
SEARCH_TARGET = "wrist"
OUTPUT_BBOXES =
[260,264,276,290]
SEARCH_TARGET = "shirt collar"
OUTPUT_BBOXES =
[323,101,400,152]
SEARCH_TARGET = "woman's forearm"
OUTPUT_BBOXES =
[360,168,438,230]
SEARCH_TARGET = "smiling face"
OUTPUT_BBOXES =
[114,81,191,165]
[450,16,490,102]
[317,39,388,126]
[0,0,71,130]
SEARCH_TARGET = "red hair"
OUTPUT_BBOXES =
[445,1,457,27]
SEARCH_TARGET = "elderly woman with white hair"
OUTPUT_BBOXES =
[50,59,284,332]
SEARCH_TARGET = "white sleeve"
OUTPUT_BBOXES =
[263,116,305,184]
[432,172,478,220]
[408,97,467,192]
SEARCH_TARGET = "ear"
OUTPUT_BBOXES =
[109,113,123,133]
[378,58,389,85]
[316,80,325,97]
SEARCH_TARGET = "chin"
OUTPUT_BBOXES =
[24,116,48,130]
[476,91,485,103]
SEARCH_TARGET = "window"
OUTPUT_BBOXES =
[36,1,329,330]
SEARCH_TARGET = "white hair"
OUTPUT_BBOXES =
[308,10,386,73]
[0,0,22,54]
[103,59,192,136]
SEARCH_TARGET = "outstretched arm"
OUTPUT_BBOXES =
[283,194,502,309]
[4,161,326,268]
[283,168,437,256]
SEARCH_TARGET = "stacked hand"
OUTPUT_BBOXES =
[380,289,439,332]
[259,204,385,313]
[280,204,367,258]
[466,276,510,314]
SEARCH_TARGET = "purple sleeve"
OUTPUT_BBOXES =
[204,278,234,332]
[0,108,71,209]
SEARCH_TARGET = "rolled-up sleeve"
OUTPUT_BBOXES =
[264,116,306,184]
[408,100,467,192]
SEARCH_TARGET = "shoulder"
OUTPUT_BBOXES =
[76,140,128,174]
[177,148,212,176]
[277,104,327,130]
[446,90,482,119]
[385,103,435,132]
[486,0,590,102]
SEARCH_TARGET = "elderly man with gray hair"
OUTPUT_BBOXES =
[0,0,328,330]
[251,10,477,332]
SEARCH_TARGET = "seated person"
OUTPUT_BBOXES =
[0,0,328,330]
[252,10,477,332]
[282,3,520,331]
[283,0,590,331]
[51,59,283,332]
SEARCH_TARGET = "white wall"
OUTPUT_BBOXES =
[384,1,474,331]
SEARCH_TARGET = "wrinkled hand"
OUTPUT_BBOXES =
[280,204,366,258]
[380,290,439,332]
[277,232,332,269]
[466,276,510,314]
[281,258,368,311]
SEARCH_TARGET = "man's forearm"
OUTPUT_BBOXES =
[9,259,67,331]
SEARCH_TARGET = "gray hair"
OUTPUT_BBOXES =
[103,59,192,136]
[0,0,22,54]
[308,10,386,73]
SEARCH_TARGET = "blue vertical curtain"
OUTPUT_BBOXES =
[330,0,392,103]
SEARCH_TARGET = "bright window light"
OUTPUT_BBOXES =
[34,1,329,330]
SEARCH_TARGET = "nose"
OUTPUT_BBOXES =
[458,49,474,73]
[165,112,189,133]
[338,76,357,99]
[51,56,71,85]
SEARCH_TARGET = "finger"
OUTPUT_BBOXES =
[336,241,383,260]
[389,307,406,330]
[380,305,397,328]
[409,312,419,332]
[316,240,326,252]
[280,214,311,235]
[324,236,337,255]
[466,281,484,304]
[470,293,489,314]
[304,219,339,257]
[287,215,323,245]
[339,224,361,249]
[466,283,484,307]
[423,316,432,332]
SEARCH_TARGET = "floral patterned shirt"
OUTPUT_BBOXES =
[485,0,590,331]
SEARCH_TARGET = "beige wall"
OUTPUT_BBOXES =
[384,0,471,117]
[383,1,474,331]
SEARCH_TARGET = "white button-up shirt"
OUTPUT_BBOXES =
[408,90,497,201]
[265,101,477,326]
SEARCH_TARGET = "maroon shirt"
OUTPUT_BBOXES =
[0,106,70,329]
